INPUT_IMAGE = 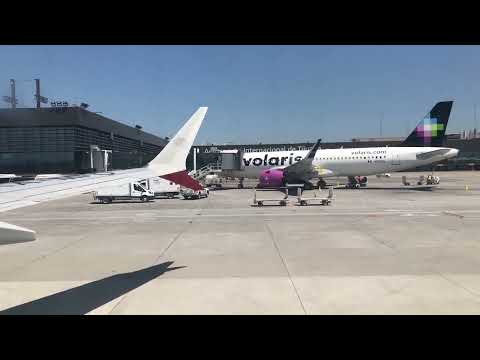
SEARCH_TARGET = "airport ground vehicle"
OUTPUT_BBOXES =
[417,174,440,185]
[93,182,155,203]
[181,188,209,200]
[401,174,439,188]
[141,177,180,198]
[204,174,222,189]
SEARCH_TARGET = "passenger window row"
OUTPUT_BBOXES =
[314,156,387,160]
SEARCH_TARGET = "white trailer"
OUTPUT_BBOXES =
[141,177,180,199]
[297,186,334,206]
[93,182,154,204]
[253,187,289,206]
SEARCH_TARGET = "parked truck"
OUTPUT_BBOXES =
[93,182,155,204]
[140,177,180,199]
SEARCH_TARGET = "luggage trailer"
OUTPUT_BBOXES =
[253,184,334,207]
[253,187,289,206]
[297,186,334,206]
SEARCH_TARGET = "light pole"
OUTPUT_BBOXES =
[10,79,16,109]
[193,148,199,173]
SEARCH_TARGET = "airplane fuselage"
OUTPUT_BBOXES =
[223,147,459,179]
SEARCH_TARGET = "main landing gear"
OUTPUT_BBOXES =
[317,178,327,190]
[302,181,315,191]
[346,176,368,189]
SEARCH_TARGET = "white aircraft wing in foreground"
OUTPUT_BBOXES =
[0,106,208,243]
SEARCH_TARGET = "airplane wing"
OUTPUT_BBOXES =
[283,139,323,181]
[0,107,208,213]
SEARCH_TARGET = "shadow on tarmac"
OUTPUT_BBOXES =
[0,261,184,315]
[90,201,155,204]
[334,186,436,191]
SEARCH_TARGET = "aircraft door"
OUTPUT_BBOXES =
[238,150,245,170]
[221,153,235,170]
[220,150,244,170]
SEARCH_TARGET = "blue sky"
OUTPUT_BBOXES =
[1,45,480,144]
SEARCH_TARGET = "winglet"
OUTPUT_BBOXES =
[147,107,208,176]
[306,139,321,159]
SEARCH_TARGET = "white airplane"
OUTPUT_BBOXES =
[227,101,458,189]
[0,106,208,244]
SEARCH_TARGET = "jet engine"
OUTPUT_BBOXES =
[258,169,285,188]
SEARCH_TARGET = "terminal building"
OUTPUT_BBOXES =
[0,107,167,174]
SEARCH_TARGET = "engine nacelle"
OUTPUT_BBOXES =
[258,169,284,188]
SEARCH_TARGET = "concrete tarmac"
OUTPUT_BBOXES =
[1,171,480,314]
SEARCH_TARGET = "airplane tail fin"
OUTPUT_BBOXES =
[401,101,453,147]
[147,107,208,190]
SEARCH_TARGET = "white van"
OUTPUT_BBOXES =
[93,182,154,203]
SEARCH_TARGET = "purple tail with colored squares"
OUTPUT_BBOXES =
[401,101,453,147]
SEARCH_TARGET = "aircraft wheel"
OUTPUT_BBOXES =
[317,179,327,189]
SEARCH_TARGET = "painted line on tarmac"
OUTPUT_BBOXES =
[8,210,480,222]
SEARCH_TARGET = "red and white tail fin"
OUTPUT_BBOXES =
[147,107,207,190]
